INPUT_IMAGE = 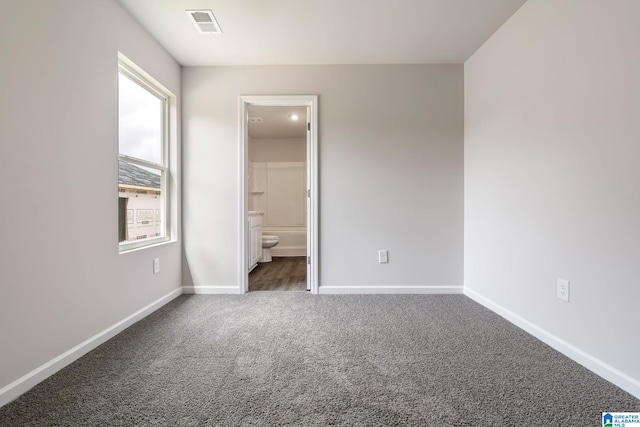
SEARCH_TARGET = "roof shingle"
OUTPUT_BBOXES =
[118,160,161,189]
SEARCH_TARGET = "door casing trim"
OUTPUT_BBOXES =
[238,95,319,294]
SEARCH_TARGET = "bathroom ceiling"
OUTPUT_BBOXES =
[117,0,527,66]
[247,106,307,139]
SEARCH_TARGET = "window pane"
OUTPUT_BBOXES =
[118,160,163,243]
[118,72,163,164]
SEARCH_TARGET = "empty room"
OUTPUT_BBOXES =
[0,0,638,425]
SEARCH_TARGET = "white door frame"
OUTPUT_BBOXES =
[238,95,319,294]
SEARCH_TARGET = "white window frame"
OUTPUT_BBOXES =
[118,57,171,252]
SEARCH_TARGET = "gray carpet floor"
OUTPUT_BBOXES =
[0,294,638,426]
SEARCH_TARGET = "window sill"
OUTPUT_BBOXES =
[118,236,175,254]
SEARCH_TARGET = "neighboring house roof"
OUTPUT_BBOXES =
[118,160,161,189]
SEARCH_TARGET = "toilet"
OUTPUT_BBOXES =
[260,235,279,263]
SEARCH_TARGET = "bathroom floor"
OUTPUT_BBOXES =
[249,257,307,292]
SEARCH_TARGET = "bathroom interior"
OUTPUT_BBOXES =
[247,106,308,291]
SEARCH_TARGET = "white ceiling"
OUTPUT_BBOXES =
[248,106,307,139]
[118,0,527,66]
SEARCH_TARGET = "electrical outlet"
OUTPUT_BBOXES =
[153,258,160,274]
[557,278,569,302]
[378,250,388,264]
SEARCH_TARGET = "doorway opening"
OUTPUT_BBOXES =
[239,96,318,294]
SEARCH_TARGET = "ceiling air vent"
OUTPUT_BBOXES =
[248,117,264,124]
[186,9,222,34]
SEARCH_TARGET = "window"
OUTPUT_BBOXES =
[118,59,170,251]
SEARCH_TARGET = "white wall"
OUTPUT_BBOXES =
[250,137,306,162]
[465,0,640,397]
[249,135,308,258]
[249,137,307,230]
[182,65,463,292]
[0,0,181,401]
[249,162,307,228]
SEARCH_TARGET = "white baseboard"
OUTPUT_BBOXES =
[319,285,463,295]
[464,288,640,400]
[270,247,306,257]
[182,285,240,294]
[0,288,182,408]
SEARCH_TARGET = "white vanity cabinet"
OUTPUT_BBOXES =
[248,212,263,271]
